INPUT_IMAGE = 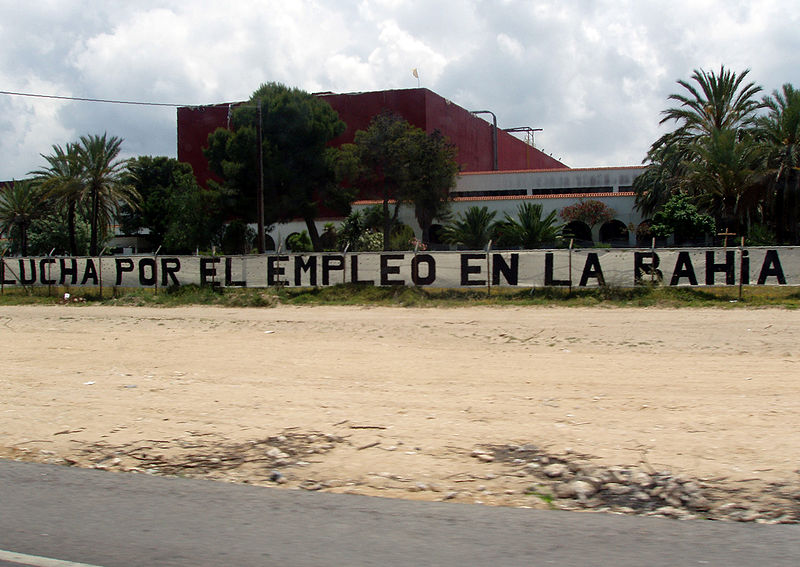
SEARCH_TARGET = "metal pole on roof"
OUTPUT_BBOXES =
[504,127,543,168]
[470,110,498,171]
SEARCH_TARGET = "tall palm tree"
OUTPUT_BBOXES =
[633,136,689,217]
[29,143,85,255]
[76,133,139,255]
[0,180,44,256]
[635,66,765,230]
[755,83,800,242]
[660,66,763,139]
[442,206,498,249]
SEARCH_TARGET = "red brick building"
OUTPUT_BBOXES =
[176,87,567,189]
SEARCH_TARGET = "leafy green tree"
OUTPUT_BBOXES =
[441,206,498,249]
[220,220,255,255]
[76,133,139,255]
[403,129,458,243]
[495,203,563,249]
[336,113,458,250]
[205,83,349,251]
[286,230,313,252]
[29,143,85,255]
[755,83,800,242]
[27,210,91,256]
[336,112,414,249]
[559,199,615,231]
[0,180,45,256]
[122,156,224,253]
[650,193,715,244]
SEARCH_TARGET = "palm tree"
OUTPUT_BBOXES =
[633,138,688,217]
[29,143,85,255]
[660,66,762,147]
[0,180,44,256]
[76,133,139,255]
[755,83,800,242]
[681,129,764,233]
[635,66,765,229]
[497,202,563,249]
[441,206,498,249]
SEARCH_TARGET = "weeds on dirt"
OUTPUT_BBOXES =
[1,282,799,308]
[68,430,345,479]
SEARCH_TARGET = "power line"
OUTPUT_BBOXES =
[0,89,191,107]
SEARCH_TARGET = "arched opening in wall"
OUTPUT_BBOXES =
[428,223,447,250]
[285,231,312,252]
[599,220,629,246]
[264,234,276,251]
[562,221,592,246]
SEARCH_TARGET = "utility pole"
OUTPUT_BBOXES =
[256,101,266,253]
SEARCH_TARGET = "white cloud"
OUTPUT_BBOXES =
[0,0,798,178]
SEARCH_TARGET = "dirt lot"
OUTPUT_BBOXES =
[1,304,799,519]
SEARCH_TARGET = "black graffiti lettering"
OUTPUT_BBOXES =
[757,249,786,285]
[349,255,374,285]
[18,259,36,284]
[634,252,662,284]
[60,258,78,285]
[705,250,735,285]
[323,255,346,286]
[81,259,99,285]
[545,252,570,286]
[226,257,247,287]
[380,254,405,286]
[200,258,220,286]
[295,256,317,286]
[492,254,518,286]
[411,254,436,285]
[115,258,135,285]
[740,250,750,285]
[579,253,605,287]
[161,258,181,287]
[138,258,156,286]
[669,252,698,285]
[39,259,56,284]
[1,260,14,284]
[460,254,486,286]
[266,256,288,286]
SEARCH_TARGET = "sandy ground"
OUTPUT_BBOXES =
[1,304,799,513]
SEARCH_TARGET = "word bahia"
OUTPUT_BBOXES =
[2,248,798,289]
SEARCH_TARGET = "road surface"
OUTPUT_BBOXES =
[1,460,798,566]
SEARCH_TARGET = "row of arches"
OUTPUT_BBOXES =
[426,220,651,248]
[264,220,657,252]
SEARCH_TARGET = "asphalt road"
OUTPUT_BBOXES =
[1,459,798,566]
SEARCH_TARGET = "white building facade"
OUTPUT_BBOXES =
[264,166,647,251]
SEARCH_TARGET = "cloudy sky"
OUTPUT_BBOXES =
[1,0,798,179]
